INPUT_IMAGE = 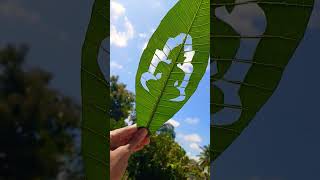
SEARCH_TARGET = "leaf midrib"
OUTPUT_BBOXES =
[146,0,205,130]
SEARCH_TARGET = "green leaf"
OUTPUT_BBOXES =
[81,0,109,179]
[136,0,210,133]
[211,0,315,161]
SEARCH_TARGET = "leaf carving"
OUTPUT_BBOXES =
[211,0,315,162]
[136,0,210,133]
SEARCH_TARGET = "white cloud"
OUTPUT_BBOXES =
[179,62,193,73]
[110,0,135,47]
[177,51,195,73]
[183,133,202,143]
[110,61,123,70]
[166,119,180,128]
[189,143,202,152]
[187,152,200,161]
[111,1,125,21]
[184,117,200,125]
[176,133,204,161]
[111,17,134,47]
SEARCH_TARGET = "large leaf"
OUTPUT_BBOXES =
[136,0,210,133]
[211,0,315,161]
[81,0,109,179]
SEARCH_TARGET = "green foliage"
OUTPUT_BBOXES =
[211,0,315,161]
[81,0,109,179]
[198,145,210,172]
[136,0,210,133]
[110,76,135,130]
[0,44,82,179]
[157,123,176,139]
[127,134,208,180]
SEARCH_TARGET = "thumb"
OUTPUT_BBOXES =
[127,128,148,153]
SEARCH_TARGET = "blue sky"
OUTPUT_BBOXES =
[110,0,210,160]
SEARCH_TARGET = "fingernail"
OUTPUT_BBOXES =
[138,128,148,137]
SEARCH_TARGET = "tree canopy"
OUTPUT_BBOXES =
[127,134,208,180]
[110,75,135,130]
[0,44,82,179]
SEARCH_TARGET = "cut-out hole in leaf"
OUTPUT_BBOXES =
[211,0,315,162]
[136,0,210,133]
[98,37,110,81]
[213,1,267,125]
[215,0,267,36]
[140,33,195,102]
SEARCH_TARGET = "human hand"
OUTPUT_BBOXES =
[110,125,150,180]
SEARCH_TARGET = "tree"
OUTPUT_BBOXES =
[0,44,82,179]
[126,134,206,179]
[198,144,210,175]
[110,76,134,130]
[157,123,176,139]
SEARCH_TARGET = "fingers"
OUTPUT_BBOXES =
[109,128,149,180]
[111,124,137,136]
[141,136,150,146]
[110,147,131,180]
[111,145,132,160]
[133,136,150,152]
[110,124,138,150]
[126,128,148,153]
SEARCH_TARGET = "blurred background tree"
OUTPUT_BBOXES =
[0,44,83,180]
